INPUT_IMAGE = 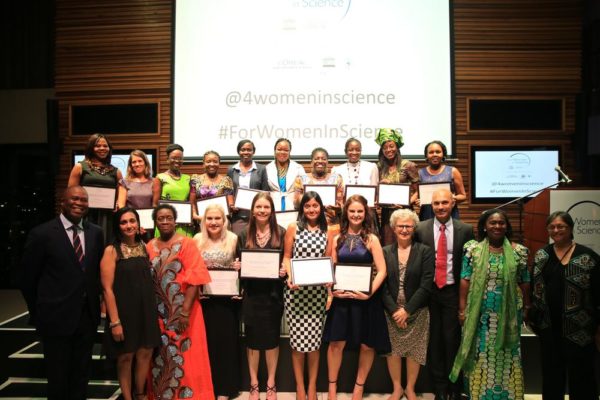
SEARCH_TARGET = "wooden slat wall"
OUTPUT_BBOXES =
[54,0,583,238]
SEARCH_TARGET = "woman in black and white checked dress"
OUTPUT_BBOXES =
[283,191,332,400]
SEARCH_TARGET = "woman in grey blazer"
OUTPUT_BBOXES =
[382,209,434,400]
[227,139,270,235]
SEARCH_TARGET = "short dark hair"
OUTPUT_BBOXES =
[311,147,329,159]
[203,150,220,162]
[84,133,113,163]
[424,140,448,159]
[274,138,292,151]
[166,144,184,156]
[152,203,178,221]
[344,138,362,153]
[237,139,255,153]
[477,208,513,241]
[297,191,328,232]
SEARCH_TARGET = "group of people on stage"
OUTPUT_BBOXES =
[19,131,600,400]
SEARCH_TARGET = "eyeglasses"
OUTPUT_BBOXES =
[157,216,175,222]
[395,224,414,230]
[169,157,183,162]
[547,224,569,232]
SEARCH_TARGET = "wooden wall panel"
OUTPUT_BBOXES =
[54,0,583,241]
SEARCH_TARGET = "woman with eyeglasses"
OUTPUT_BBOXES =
[152,144,193,236]
[146,204,214,399]
[530,211,600,400]
[381,209,434,400]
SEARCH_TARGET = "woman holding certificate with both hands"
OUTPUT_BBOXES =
[375,128,419,246]
[282,191,333,400]
[323,194,389,400]
[194,204,241,400]
[237,192,287,400]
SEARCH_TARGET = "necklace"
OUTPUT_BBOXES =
[346,161,361,185]
[120,242,143,258]
[346,231,363,252]
[277,162,289,179]
[554,241,575,264]
[256,229,271,248]
[86,160,114,176]
[166,170,181,180]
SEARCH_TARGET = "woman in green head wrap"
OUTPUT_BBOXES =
[451,209,531,400]
[375,128,419,246]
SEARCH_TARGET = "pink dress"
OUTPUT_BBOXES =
[146,236,214,400]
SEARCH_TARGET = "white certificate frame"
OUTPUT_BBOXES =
[345,185,377,207]
[271,192,295,212]
[333,263,372,294]
[158,200,192,224]
[196,194,230,218]
[378,183,411,206]
[290,257,334,286]
[418,182,452,205]
[202,269,240,296]
[304,184,336,207]
[240,249,281,280]
[234,188,264,210]
[83,185,117,210]
[276,210,299,229]
[136,208,155,230]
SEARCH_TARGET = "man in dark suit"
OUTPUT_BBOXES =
[414,189,474,400]
[20,186,104,400]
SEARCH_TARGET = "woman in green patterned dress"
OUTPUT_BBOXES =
[450,209,531,400]
[152,144,194,236]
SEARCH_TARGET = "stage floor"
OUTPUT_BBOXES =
[0,289,547,399]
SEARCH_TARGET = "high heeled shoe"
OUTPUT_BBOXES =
[249,383,260,400]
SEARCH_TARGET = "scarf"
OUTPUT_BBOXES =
[449,238,520,381]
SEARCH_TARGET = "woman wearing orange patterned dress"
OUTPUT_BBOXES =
[146,204,214,400]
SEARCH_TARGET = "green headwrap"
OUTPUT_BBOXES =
[375,128,404,148]
[449,237,520,382]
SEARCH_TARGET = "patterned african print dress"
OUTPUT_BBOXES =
[284,228,328,352]
[146,236,214,400]
[461,240,529,400]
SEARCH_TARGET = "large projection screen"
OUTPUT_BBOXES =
[174,0,453,159]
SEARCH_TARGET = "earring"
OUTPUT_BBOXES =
[483,229,487,232]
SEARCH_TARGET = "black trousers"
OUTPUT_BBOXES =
[427,284,462,396]
[539,328,598,400]
[41,305,96,400]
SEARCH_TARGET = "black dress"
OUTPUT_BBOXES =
[103,243,160,358]
[200,246,241,397]
[237,227,285,350]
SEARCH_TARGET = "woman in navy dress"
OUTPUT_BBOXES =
[323,194,389,399]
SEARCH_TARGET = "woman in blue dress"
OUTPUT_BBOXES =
[323,194,389,399]
[416,141,466,221]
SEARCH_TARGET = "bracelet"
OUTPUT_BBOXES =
[524,305,532,310]
[180,311,190,317]
[458,311,465,316]
[109,320,121,328]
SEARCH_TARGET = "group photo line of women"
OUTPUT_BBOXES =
[67,130,599,400]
